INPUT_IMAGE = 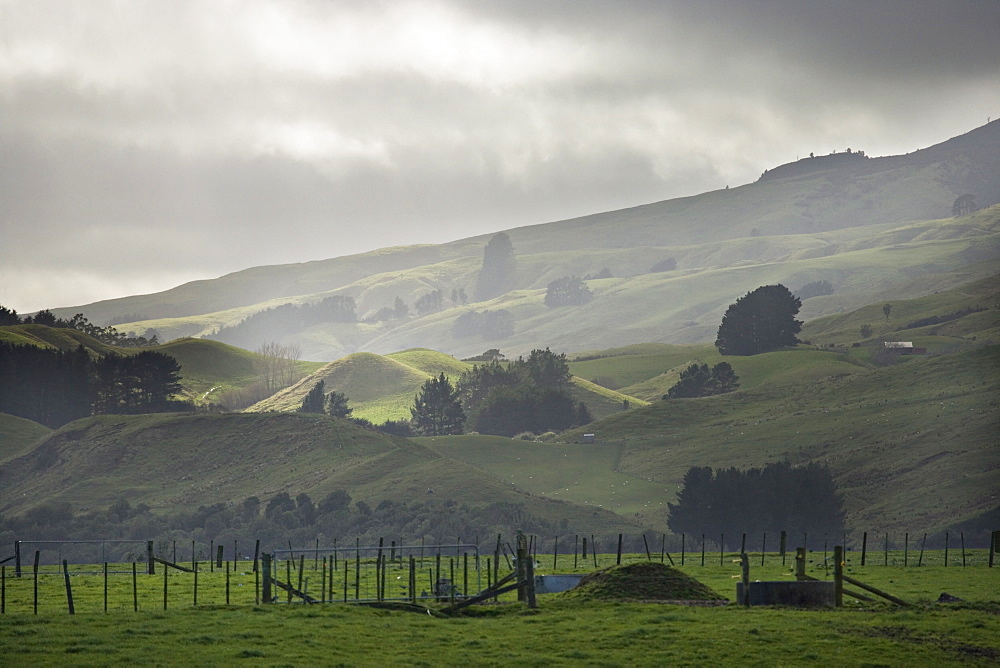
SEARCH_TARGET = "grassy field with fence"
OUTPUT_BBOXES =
[2,547,998,665]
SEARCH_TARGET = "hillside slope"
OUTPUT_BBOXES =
[42,122,1000,360]
[0,412,639,535]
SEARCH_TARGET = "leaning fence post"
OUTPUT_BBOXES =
[861,531,867,566]
[63,560,75,615]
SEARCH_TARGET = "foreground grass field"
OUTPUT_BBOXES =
[3,552,998,666]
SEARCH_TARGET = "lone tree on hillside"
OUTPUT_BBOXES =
[474,232,515,301]
[715,284,802,355]
[544,276,593,307]
[410,373,466,436]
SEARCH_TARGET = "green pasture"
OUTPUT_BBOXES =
[2,552,998,666]
[421,437,668,517]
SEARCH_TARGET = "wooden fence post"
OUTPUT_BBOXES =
[761,533,766,567]
[780,531,786,566]
[834,546,843,607]
[553,536,559,570]
[261,553,272,604]
[516,532,527,602]
[740,553,750,607]
[14,541,21,578]
[918,533,927,566]
[33,551,39,615]
[795,547,806,581]
[409,556,416,604]
[217,544,225,570]
[944,532,949,567]
[617,534,623,565]
[861,531,867,566]
[990,530,999,567]
[62,560,74,615]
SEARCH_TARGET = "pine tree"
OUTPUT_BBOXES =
[326,390,352,418]
[410,373,465,435]
[299,380,326,413]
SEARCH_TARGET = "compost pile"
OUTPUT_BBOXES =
[566,562,726,603]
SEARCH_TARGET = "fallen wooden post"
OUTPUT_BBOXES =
[841,573,911,607]
[153,557,194,573]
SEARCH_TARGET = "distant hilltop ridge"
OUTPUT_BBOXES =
[758,148,869,183]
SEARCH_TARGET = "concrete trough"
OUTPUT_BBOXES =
[736,580,836,607]
[534,574,586,594]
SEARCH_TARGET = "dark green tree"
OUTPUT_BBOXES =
[410,373,465,435]
[474,232,515,301]
[544,276,593,307]
[299,380,326,413]
[325,390,352,418]
[715,285,802,355]
[0,305,20,325]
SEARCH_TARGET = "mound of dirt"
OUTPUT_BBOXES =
[565,562,726,603]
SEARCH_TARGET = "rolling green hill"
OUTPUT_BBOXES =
[245,347,646,422]
[0,413,51,464]
[39,121,1000,361]
[0,412,640,536]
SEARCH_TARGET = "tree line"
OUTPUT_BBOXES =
[1,306,159,347]
[0,342,187,428]
[667,462,846,548]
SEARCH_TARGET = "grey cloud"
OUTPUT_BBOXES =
[2,0,998,312]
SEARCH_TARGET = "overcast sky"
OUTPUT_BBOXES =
[2,0,998,313]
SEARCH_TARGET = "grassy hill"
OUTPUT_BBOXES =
[245,347,646,422]
[38,122,1000,361]
[0,412,639,536]
[0,413,51,464]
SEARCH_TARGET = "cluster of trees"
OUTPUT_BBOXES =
[667,462,846,548]
[209,296,356,349]
[0,343,187,428]
[414,290,444,316]
[715,284,802,356]
[298,379,352,418]
[544,276,593,307]
[0,307,159,347]
[453,348,591,437]
[664,362,739,399]
[451,309,514,340]
[367,289,469,324]
[794,280,834,300]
